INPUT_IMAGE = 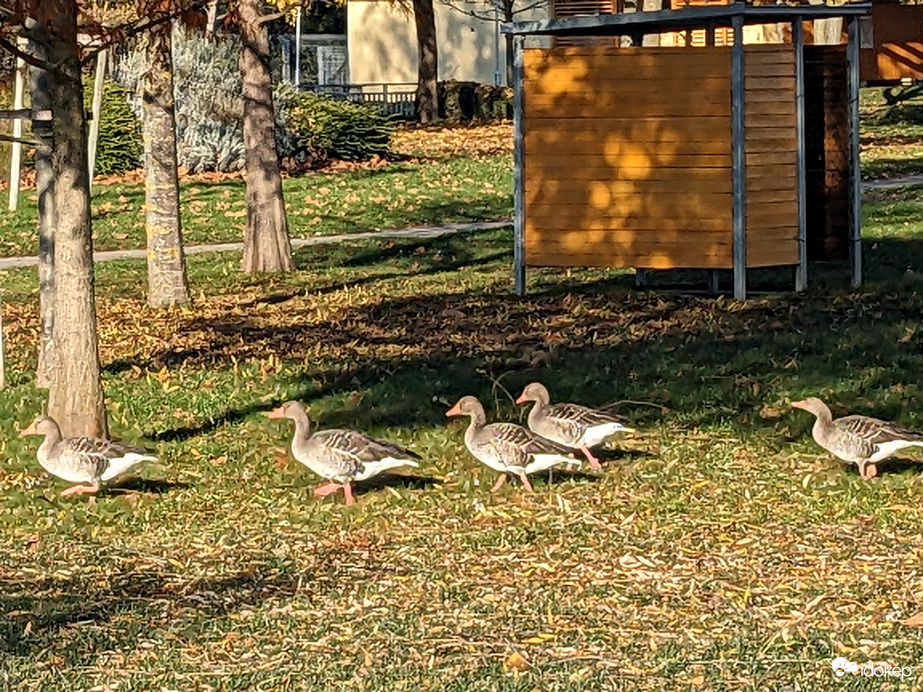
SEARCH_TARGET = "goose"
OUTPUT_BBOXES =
[446,395,579,492]
[19,415,157,497]
[516,382,632,471]
[792,397,923,479]
[268,401,419,505]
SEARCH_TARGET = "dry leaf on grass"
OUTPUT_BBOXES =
[504,651,529,673]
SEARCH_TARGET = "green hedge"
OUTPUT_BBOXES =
[438,81,512,123]
[83,80,143,176]
[276,87,394,165]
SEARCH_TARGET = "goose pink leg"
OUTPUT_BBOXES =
[342,483,355,506]
[314,482,342,497]
[61,482,100,497]
[860,462,878,479]
[517,471,534,493]
[581,446,603,471]
[490,473,508,493]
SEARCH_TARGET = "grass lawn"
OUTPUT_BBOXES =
[861,88,923,181]
[2,160,923,688]
[2,109,923,689]
[0,124,512,259]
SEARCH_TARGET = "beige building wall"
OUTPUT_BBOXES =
[348,0,549,86]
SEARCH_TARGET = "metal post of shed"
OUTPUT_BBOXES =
[731,14,747,300]
[794,18,808,292]
[846,15,862,288]
[513,35,526,295]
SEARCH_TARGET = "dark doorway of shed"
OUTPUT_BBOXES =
[804,44,849,261]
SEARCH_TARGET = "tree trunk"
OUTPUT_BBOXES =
[413,0,439,123]
[41,0,108,438]
[814,17,844,45]
[239,0,294,273]
[139,0,190,307]
[641,0,664,46]
[205,0,219,38]
[28,41,56,388]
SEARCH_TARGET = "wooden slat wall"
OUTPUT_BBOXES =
[859,4,923,83]
[744,44,799,267]
[804,44,849,261]
[523,46,735,270]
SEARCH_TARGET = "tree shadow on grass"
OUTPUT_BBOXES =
[353,472,442,496]
[106,477,191,495]
[110,232,923,447]
[0,538,408,658]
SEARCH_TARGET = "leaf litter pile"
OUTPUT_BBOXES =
[3,225,923,689]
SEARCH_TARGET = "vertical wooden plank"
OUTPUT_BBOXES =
[513,37,526,295]
[732,15,747,300]
[847,16,862,288]
[87,48,107,191]
[8,50,25,212]
[794,19,808,292]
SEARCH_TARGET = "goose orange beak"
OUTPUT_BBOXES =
[267,406,285,419]
[791,400,807,410]
[19,422,36,437]
[515,393,528,404]
[446,403,462,417]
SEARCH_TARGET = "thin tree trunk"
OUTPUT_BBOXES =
[41,0,108,438]
[140,0,190,307]
[205,0,219,38]
[239,0,294,273]
[28,40,56,388]
[413,0,439,123]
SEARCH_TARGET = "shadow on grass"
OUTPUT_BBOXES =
[107,477,191,494]
[0,540,403,658]
[354,472,442,496]
[0,570,304,657]
[104,232,923,447]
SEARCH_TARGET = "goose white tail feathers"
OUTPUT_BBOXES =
[354,457,419,482]
[524,453,581,475]
[582,422,633,448]
[99,452,157,481]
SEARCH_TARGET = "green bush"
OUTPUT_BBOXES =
[84,80,143,176]
[438,81,512,123]
[276,87,394,165]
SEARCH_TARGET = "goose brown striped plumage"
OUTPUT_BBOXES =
[792,397,923,479]
[268,401,419,505]
[19,415,157,497]
[446,395,579,493]
[516,382,632,471]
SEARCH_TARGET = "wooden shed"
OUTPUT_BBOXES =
[504,1,871,299]
[860,2,923,84]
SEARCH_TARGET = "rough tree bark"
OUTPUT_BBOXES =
[139,0,190,307]
[39,0,108,437]
[238,0,294,273]
[27,39,56,388]
[412,0,439,123]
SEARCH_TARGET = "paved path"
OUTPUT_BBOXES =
[862,174,923,190]
[1,175,919,271]
[0,220,512,271]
